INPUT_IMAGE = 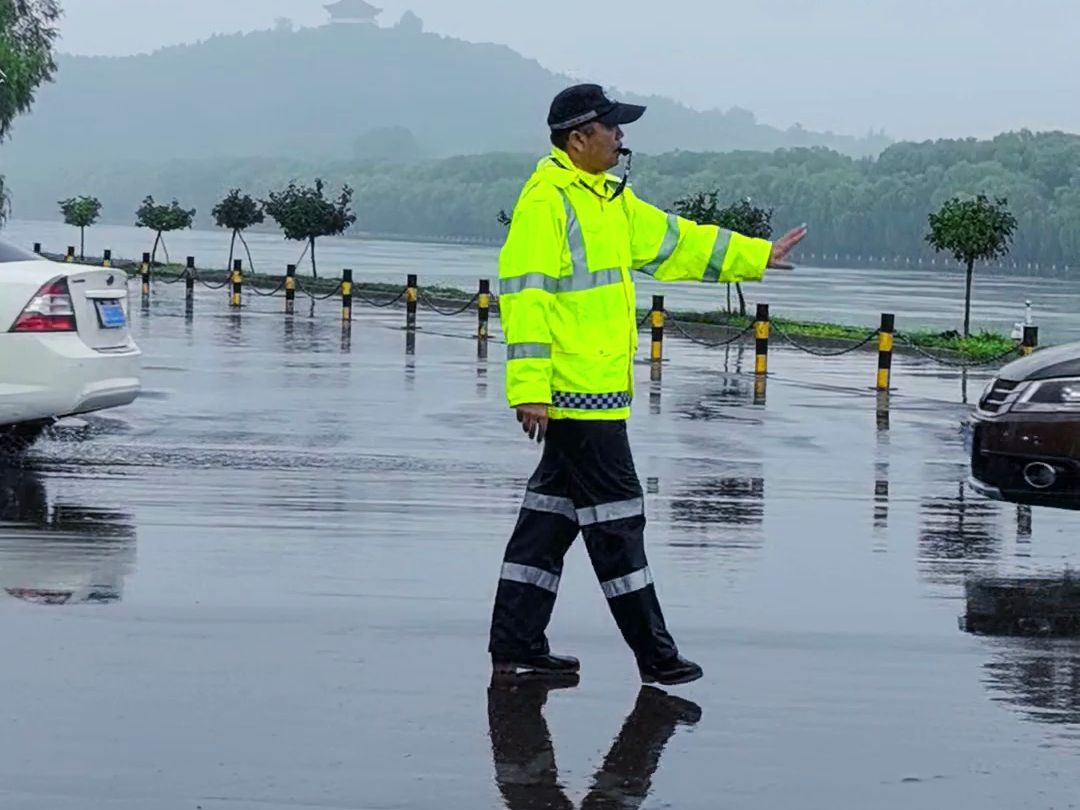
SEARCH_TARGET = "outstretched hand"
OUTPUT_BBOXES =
[767,224,808,270]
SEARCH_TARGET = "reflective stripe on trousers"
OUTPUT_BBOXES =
[500,562,560,594]
[489,419,678,663]
[505,491,653,599]
[521,491,644,528]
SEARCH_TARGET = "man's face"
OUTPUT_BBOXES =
[572,122,624,174]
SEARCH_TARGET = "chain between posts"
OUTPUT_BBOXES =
[770,322,881,356]
[894,333,1022,367]
[418,291,480,316]
[665,316,757,348]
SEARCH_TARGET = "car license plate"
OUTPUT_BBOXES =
[96,300,126,329]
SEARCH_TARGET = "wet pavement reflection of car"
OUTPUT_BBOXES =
[0,465,135,605]
[980,641,1080,729]
[970,341,1080,510]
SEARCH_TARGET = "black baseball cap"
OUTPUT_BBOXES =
[547,84,646,131]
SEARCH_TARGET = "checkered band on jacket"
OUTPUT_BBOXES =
[551,391,632,411]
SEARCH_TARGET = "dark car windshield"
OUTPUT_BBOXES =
[0,239,40,263]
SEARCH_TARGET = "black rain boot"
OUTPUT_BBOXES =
[638,654,703,686]
[492,652,581,679]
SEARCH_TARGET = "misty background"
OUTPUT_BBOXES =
[2,0,1079,268]
[51,0,1080,141]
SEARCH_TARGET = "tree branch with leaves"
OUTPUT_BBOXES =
[0,0,61,224]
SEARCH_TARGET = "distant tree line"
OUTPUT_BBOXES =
[25,130,1080,272]
[59,181,1017,336]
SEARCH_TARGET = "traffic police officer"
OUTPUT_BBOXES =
[489,84,807,685]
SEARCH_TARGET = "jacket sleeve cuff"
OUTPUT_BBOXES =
[507,378,552,408]
[704,230,771,283]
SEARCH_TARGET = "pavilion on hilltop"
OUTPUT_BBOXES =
[324,0,381,24]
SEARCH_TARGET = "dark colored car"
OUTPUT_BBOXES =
[969,341,1080,510]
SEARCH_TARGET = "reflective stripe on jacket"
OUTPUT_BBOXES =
[499,147,772,420]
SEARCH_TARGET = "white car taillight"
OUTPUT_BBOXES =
[10,277,77,333]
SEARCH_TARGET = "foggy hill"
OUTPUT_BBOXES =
[3,19,889,167]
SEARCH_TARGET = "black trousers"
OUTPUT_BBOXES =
[488,419,678,667]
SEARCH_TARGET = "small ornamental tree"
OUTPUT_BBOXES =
[58,195,102,259]
[673,192,773,316]
[263,178,356,278]
[926,194,1017,337]
[135,196,196,266]
[212,188,264,272]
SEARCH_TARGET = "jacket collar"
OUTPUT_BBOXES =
[540,147,614,194]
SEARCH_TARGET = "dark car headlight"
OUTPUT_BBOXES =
[1012,377,1080,412]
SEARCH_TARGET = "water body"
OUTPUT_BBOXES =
[7,217,1080,344]
[0,285,1078,808]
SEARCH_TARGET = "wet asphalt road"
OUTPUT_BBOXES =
[3,283,1080,809]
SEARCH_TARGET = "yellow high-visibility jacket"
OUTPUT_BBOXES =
[499,147,773,420]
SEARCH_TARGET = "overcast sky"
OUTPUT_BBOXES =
[54,0,1080,141]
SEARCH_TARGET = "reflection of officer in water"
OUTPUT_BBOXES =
[0,467,135,605]
[487,678,701,809]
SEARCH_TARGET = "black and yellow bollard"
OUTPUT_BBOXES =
[102,249,112,268]
[285,264,296,315]
[478,279,491,339]
[1022,325,1039,356]
[753,376,767,405]
[650,295,665,362]
[874,477,890,530]
[65,246,75,263]
[876,390,890,432]
[230,259,243,308]
[341,268,353,322]
[876,313,895,391]
[406,273,418,330]
[341,271,353,351]
[33,242,41,255]
[141,252,151,297]
[754,303,770,376]
[185,256,196,306]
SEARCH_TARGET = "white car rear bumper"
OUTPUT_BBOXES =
[0,333,141,426]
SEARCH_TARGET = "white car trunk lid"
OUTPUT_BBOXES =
[65,269,131,350]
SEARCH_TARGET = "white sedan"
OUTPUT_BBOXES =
[0,239,141,451]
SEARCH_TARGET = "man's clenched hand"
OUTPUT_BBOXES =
[516,403,549,443]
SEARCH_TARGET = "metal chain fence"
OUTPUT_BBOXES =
[770,322,880,357]
[666,317,756,348]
